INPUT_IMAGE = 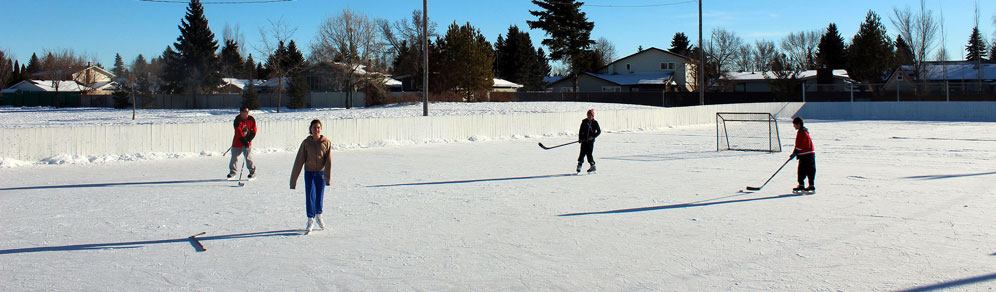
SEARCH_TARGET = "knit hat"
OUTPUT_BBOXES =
[587,109,595,116]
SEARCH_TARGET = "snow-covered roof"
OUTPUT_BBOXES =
[727,69,850,81]
[258,77,290,88]
[3,80,88,92]
[90,81,119,91]
[914,63,996,80]
[220,78,263,90]
[384,77,402,87]
[587,72,674,85]
[492,78,523,89]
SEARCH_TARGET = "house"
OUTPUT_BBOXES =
[392,75,521,92]
[21,63,118,95]
[491,78,523,92]
[726,69,852,92]
[218,78,263,93]
[884,61,996,91]
[547,47,695,93]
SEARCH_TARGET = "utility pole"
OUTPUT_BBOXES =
[698,0,705,105]
[422,0,429,116]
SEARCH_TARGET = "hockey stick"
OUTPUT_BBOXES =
[222,146,232,156]
[538,140,579,150]
[236,155,246,187]
[745,157,793,191]
[189,232,206,252]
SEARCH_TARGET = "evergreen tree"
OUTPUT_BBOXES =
[989,44,996,63]
[765,53,802,101]
[219,39,244,78]
[669,32,692,56]
[438,22,495,101]
[13,60,21,84]
[391,40,422,84]
[133,55,148,76]
[287,72,308,109]
[25,53,40,76]
[846,10,894,84]
[965,26,988,62]
[243,54,256,79]
[170,0,222,105]
[282,40,305,74]
[255,62,268,80]
[241,81,261,110]
[161,46,184,94]
[816,23,847,69]
[528,0,594,92]
[112,53,128,77]
[894,35,914,66]
[494,25,547,91]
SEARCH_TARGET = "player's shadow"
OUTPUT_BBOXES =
[601,150,768,162]
[559,192,804,217]
[895,272,996,292]
[0,229,301,255]
[902,171,996,180]
[367,173,576,187]
[0,179,230,191]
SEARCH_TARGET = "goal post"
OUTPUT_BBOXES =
[716,112,782,152]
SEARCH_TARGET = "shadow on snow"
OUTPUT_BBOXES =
[601,150,771,162]
[896,272,996,292]
[0,229,301,255]
[902,171,996,180]
[367,173,576,187]
[559,192,805,217]
[0,179,231,191]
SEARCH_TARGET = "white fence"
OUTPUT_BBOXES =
[2,102,995,162]
[81,92,368,109]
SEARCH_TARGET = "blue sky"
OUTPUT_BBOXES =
[3,0,994,70]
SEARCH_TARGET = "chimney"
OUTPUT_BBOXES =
[87,61,92,67]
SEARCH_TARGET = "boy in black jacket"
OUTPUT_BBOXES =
[577,109,601,173]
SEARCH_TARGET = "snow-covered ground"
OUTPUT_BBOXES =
[0,102,655,128]
[1,118,994,291]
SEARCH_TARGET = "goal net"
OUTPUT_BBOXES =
[716,112,781,152]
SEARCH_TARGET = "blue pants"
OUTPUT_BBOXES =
[304,171,326,218]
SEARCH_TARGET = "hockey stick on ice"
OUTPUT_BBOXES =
[538,140,579,150]
[236,156,246,187]
[745,157,793,191]
[222,146,232,156]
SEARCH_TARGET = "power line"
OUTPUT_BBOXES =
[138,0,293,4]
[585,1,695,8]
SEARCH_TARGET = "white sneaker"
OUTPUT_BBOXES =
[305,218,314,235]
[315,214,325,230]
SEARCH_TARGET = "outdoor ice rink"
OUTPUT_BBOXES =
[1,119,995,291]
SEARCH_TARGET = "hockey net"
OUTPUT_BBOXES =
[716,112,781,152]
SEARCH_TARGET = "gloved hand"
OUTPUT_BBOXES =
[790,153,797,160]
[240,137,250,147]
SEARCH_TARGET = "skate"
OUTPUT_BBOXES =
[804,186,816,195]
[304,218,315,235]
[316,214,325,230]
[576,163,582,174]
[586,164,596,174]
[792,185,806,194]
[247,172,256,181]
[226,172,237,180]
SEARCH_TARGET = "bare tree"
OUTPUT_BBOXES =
[890,0,938,81]
[732,43,754,72]
[311,8,384,109]
[378,10,437,57]
[592,37,616,66]
[753,40,777,72]
[780,30,820,70]
[37,49,88,107]
[256,17,297,112]
[223,23,248,59]
[706,28,743,81]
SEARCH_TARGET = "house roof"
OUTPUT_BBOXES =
[384,77,402,87]
[586,72,675,86]
[492,78,523,88]
[594,47,692,73]
[3,80,88,92]
[220,78,263,90]
[727,69,850,81]
[543,76,565,84]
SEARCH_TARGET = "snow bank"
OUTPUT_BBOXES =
[2,101,995,166]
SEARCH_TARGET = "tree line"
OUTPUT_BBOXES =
[2,0,995,106]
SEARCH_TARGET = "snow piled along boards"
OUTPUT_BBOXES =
[0,102,655,128]
[0,120,994,291]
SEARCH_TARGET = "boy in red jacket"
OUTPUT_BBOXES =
[790,117,815,193]
[229,107,257,179]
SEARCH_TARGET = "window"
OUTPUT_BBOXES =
[660,62,675,70]
[626,64,631,71]
[560,87,575,93]
[602,86,621,92]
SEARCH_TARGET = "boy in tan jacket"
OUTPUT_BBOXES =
[290,119,332,234]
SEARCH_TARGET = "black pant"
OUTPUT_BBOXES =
[578,141,595,164]
[797,154,815,186]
